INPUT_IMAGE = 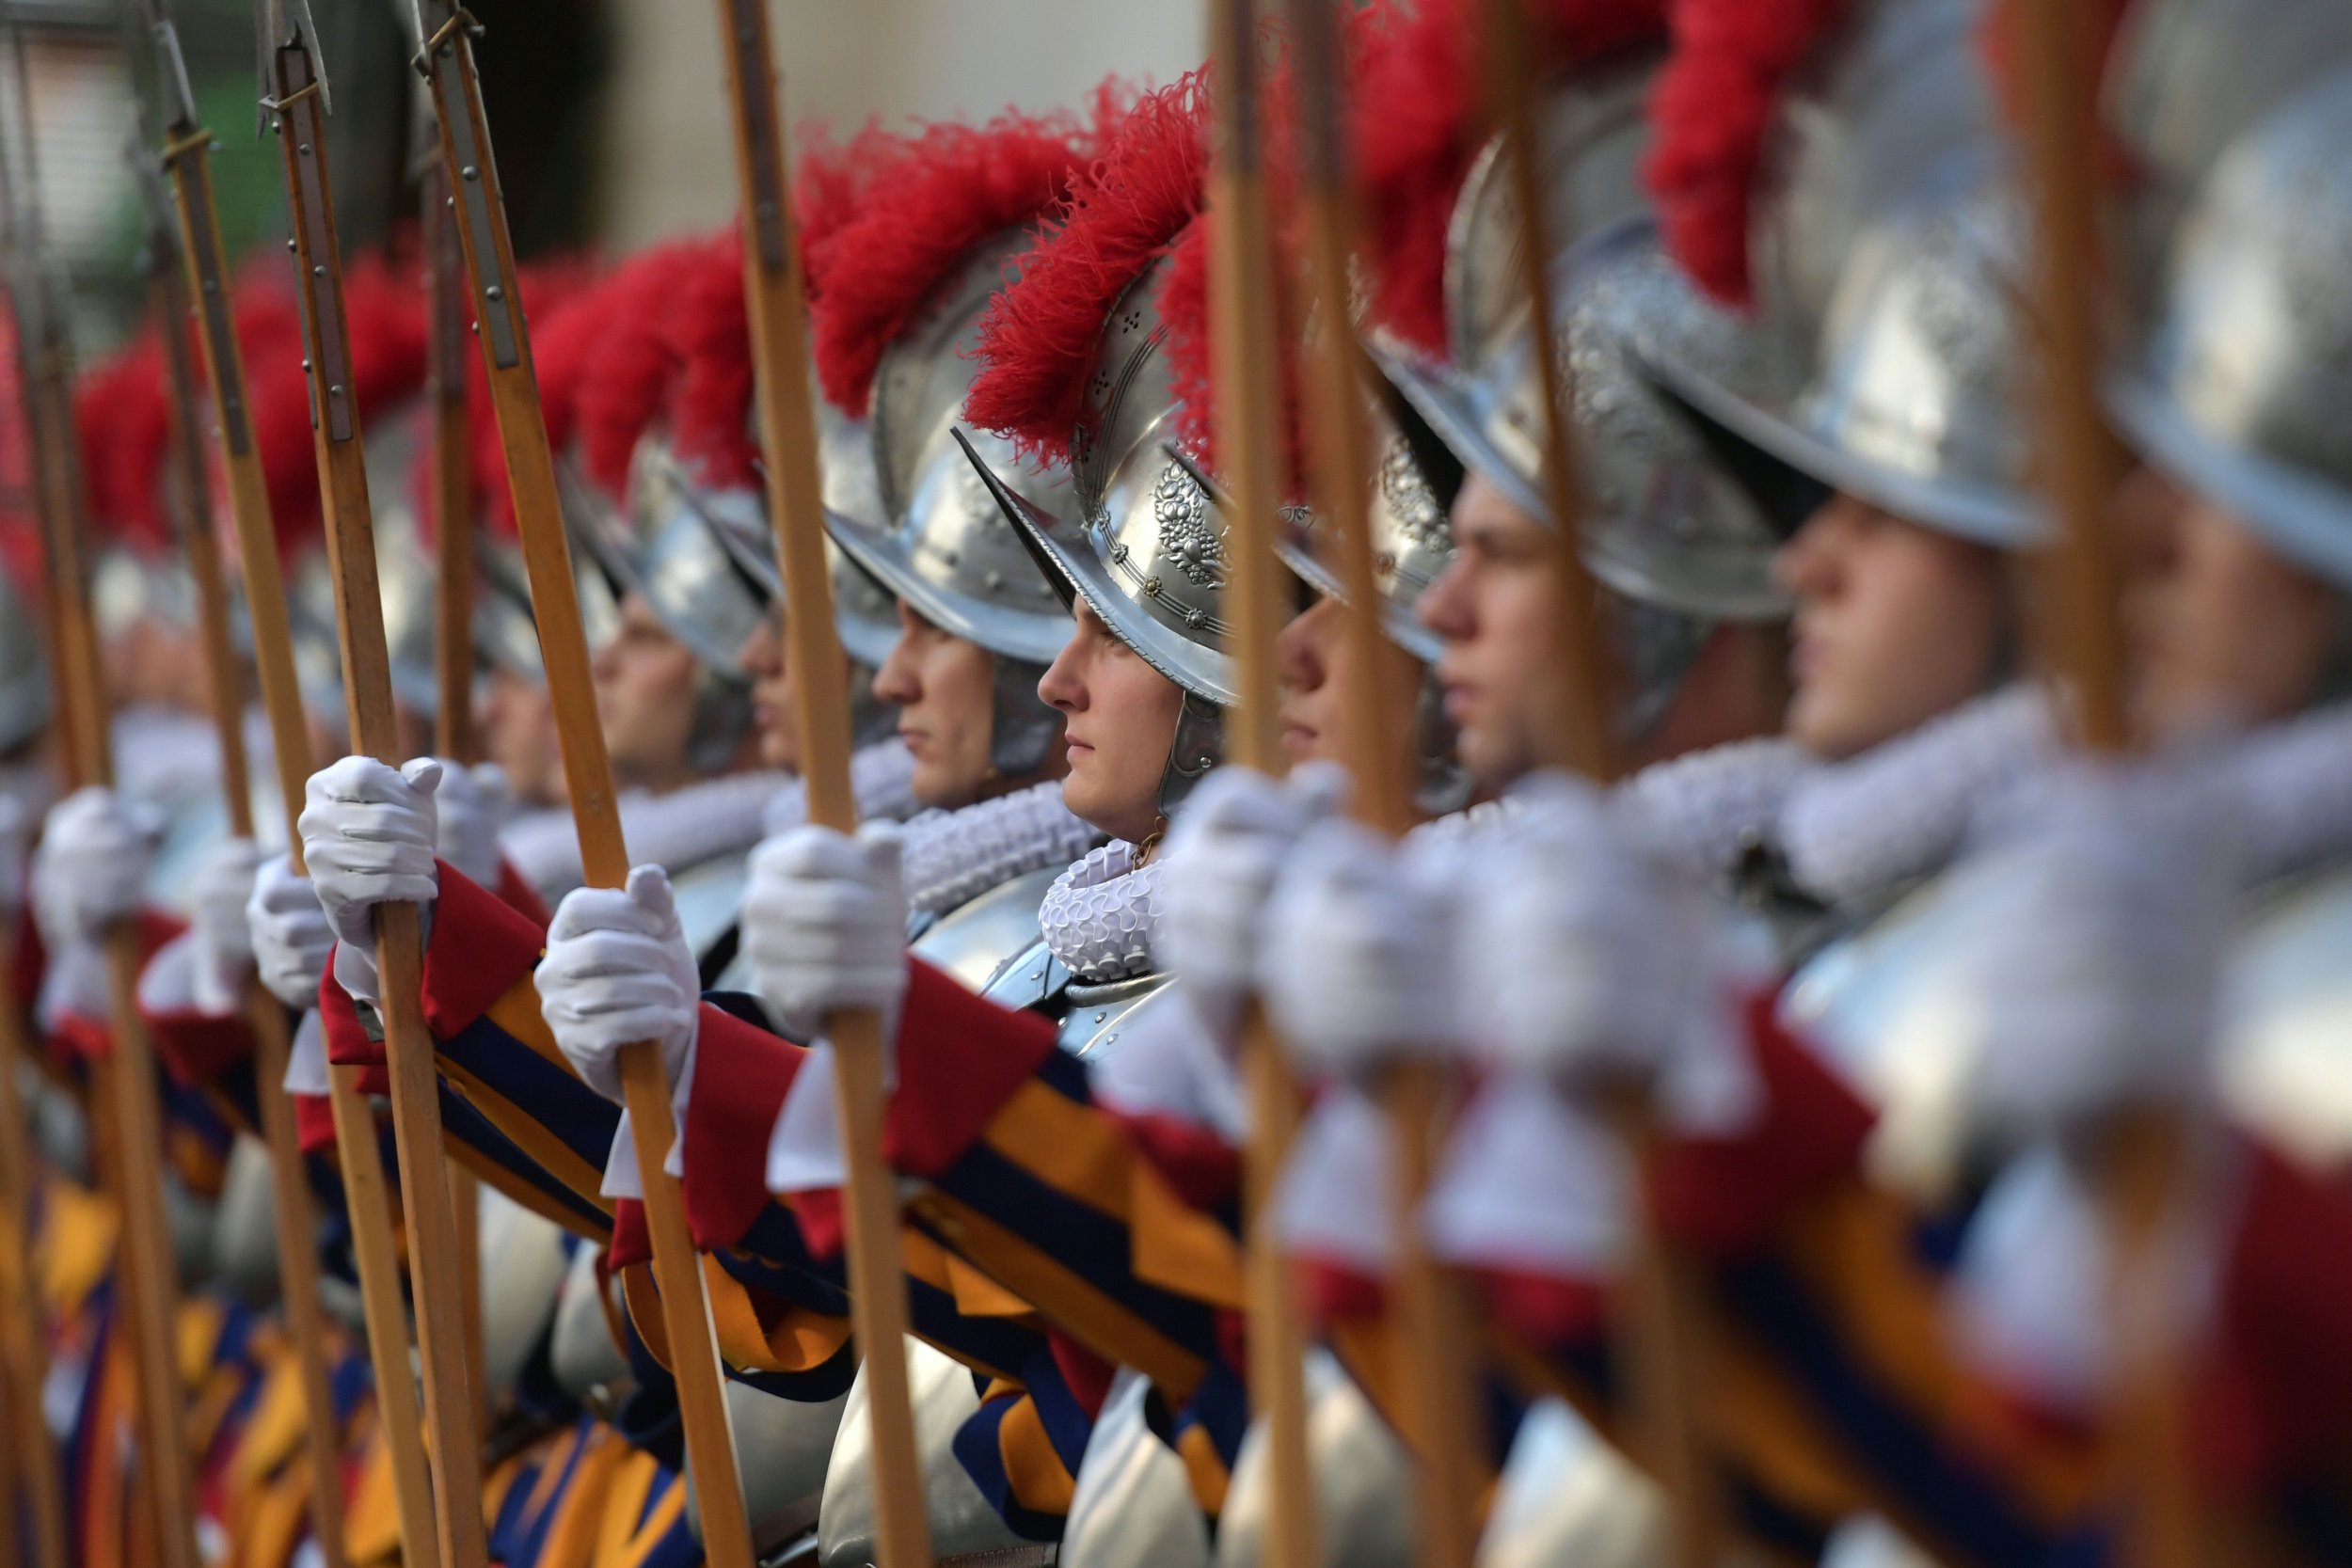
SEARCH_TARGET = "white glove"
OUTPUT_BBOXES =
[298,756,443,947]
[538,865,701,1104]
[430,759,512,888]
[0,792,27,925]
[1160,762,1347,1030]
[31,786,161,953]
[1965,764,2234,1144]
[247,853,337,1011]
[742,821,910,1046]
[1463,773,1704,1085]
[187,837,262,1015]
[1256,816,1461,1077]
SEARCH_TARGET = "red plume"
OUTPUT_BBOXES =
[1645,0,1850,307]
[965,72,1213,464]
[73,331,172,552]
[808,105,1111,418]
[666,233,762,491]
[574,238,717,494]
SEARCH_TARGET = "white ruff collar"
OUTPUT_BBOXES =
[899,781,1104,917]
[1040,840,1164,983]
[2213,700,2352,887]
[1619,736,1815,882]
[1776,686,2060,904]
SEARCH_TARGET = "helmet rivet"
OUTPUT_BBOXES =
[1143,576,1161,596]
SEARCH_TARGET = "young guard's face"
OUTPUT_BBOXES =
[1416,473,1569,790]
[591,593,705,792]
[1275,592,1427,784]
[479,667,567,808]
[873,600,1060,811]
[1771,492,2007,762]
[735,611,803,776]
[1036,602,1185,846]
[2111,464,2344,741]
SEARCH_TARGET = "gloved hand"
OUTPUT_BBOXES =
[31,787,161,953]
[1966,763,2233,1145]
[247,853,337,1011]
[297,757,442,947]
[538,865,701,1105]
[1460,774,1758,1134]
[1160,762,1348,1031]
[430,759,511,889]
[0,792,27,926]
[742,821,909,1045]
[1256,816,1461,1078]
[187,837,262,1015]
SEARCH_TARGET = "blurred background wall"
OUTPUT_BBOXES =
[597,0,1207,248]
[3,0,1205,346]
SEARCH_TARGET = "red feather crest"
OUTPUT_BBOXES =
[808,105,1112,419]
[964,72,1213,465]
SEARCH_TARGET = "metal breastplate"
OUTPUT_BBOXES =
[144,787,230,919]
[910,863,1068,993]
[1775,860,2010,1202]
[686,1380,846,1557]
[1475,1398,1663,1568]
[1063,1368,1211,1568]
[667,850,753,972]
[2217,860,2352,1171]
[818,1340,1044,1568]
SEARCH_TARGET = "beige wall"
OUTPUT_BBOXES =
[596,0,1207,249]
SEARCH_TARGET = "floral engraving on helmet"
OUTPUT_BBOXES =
[1377,436,1447,562]
[1152,461,1228,590]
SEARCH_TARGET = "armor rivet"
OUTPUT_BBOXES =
[328,384,342,396]
[1093,1011,1106,1023]
[311,264,325,277]
[1110,543,1129,563]
[284,237,296,253]
[298,142,311,156]
[1104,1035,1117,1046]
[1031,970,1044,982]
[461,165,480,181]
[485,284,503,302]
[1143,577,1160,595]
[301,358,311,372]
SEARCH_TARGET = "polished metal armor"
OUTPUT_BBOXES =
[1476,1399,1666,1568]
[285,404,445,721]
[209,1135,281,1309]
[2108,64,2352,594]
[477,1181,572,1403]
[686,1379,847,1556]
[548,1241,634,1407]
[1062,1368,1212,1568]
[2217,862,2352,1171]
[909,862,1068,993]
[817,1339,1043,1568]
[1215,1351,1412,1568]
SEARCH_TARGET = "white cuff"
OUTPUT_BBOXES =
[283,1011,331,1097]
[1424,1072,1629,1276]
[1270,1082,1396,1276]
[765,1040,846,1195]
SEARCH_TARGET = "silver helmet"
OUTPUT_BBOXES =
[695,391,905,673]
[1367,46,1791,618]
[2108,63,2352,594]
[821,232,1075,780]
[961,251,1230,817]
[564,433,760,772]
[0,570,52,753]
[1645,0,2043,550]
[2103,0,2352,306]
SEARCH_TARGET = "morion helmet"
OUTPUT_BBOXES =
[1641,0,2046,552]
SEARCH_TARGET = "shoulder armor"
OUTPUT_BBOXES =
[667,851,752,969]
[819,1339,1039,1568]
[686,1380,844,1555]
[1064,1368,1211,1568]
[1059,971,1175,1061]
[144,787,230,919]
[2219,860,2352,1170]
[911,863,1067,993]
[1775,861,2010,1202]
[978,934,1070,1014]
